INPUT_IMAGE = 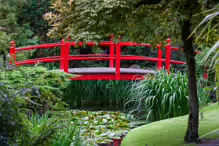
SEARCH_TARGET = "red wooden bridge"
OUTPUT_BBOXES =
[9,38,205,80]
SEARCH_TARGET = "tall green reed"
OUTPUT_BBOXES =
[126,71,213,122]
[64,81,131,110]
[126,71,189,122]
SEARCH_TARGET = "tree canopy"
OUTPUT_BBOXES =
[44,0,216,45]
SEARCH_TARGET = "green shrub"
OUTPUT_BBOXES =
[17,112,56,146]
[0,66,74,145]
[15,112,83,146]
[197,77,213,109]
[52,120,82,146]
[0,66,73,114]
[0,82,28,146]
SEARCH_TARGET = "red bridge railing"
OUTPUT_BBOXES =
[9,39,206,80]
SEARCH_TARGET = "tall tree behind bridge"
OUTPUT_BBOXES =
[44,0,218,143]
[18,0,52,42]
[0,0,39,49]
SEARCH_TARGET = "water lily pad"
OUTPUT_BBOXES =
[65,110,134,145]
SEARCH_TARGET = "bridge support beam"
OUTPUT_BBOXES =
[166,38,172,72]
[10,40,16,65]
[109,43,114,68]
[64,42,70,73]
[60,39,65,70]
[116,43,121,80]
[157,44,162,70]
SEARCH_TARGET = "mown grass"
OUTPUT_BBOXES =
[121,103,219,146]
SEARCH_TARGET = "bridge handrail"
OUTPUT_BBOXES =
[15,43,63,52]
[14,55,186,66]
[10,39,206,80]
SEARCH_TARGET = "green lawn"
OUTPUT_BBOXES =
[122,103,219,146]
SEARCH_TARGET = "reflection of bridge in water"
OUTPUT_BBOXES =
[9,39,205,80]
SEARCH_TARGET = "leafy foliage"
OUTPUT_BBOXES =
[15,111,83,146]
[201,41,219,70]
[0,0,39,51]
[43,0,215,46]
[191,4,219,70]
[0,66,75,145]
[0,66,73,114]
[192,4,218,103]
[0,79,28,146]
[197,77,213,109]
[0,31,11,52]
[18,0,52,42]
[15,110,132,146]
[44,0,135,41]
[190,5,219,46]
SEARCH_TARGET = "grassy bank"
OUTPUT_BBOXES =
[122,103,219,146]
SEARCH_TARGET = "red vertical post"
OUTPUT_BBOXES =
[165,38,171,72]
[10,40,16,65]
[60,39,65,70]
[64,41,70,73]
[116,43,121,80]
[203,67,208,80]
[109,42,114,68]
[156,44,162,70]
[113,139,119,146]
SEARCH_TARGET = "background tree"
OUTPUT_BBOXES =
[18,0,52,43]
[44,0,219,143]
[0,0,38,50]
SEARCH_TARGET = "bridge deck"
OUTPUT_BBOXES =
[67,67,156,74]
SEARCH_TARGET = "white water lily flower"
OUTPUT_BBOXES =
[108,133,116,139]
[99,125,106,129]
[82,117,89,120]
[102,119,107,123]
[100,133,108,137]
[104,114,111,119]
[121,116,125,119]
[84,121,89,125]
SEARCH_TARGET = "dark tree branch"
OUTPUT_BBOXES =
[136,0,162,8]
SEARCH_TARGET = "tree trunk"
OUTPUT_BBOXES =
[182,20,199,143]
